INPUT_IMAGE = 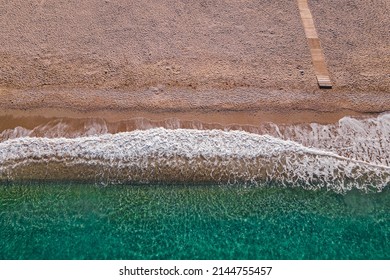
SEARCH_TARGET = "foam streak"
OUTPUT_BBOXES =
[1,128,389,192]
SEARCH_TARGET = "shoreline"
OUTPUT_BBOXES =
[0,110,380,138]
[1,87,389,130]
[0,108,384,132]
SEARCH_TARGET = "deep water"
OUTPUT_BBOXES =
[0,182,389,260]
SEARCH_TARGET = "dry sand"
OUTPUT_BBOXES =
[0,0,389,127]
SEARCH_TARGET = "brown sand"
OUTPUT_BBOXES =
[0,0,389,128]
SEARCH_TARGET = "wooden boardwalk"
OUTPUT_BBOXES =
[297,0,332,88]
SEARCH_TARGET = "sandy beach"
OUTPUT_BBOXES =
[0,0,389,127]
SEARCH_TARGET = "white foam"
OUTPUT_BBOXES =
[0,128,389,192]
[1,114,389,167]
[264,113,390,166]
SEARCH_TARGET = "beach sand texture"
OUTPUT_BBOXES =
[0,0,389,120]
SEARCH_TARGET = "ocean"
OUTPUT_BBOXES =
[0,113,389,259]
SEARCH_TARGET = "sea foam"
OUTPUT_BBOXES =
[1,113,389,166]
[0,128,389,192]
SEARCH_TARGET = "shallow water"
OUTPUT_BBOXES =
[0,182,389,260]
[0,114,389,259]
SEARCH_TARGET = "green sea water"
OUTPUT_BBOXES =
[0,182,389,260]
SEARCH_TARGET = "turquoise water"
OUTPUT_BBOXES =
[0,182,389,260]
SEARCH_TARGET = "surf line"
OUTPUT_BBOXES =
[297,0,332,89]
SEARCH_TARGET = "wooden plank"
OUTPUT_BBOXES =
[297,0,332,89]
[307,38,321,49]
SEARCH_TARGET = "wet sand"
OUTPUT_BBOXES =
[0,0,389,128]
[0,109,377,142]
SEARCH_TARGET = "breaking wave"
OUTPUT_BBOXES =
[1,113,389,166]
[0,128,389,193]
